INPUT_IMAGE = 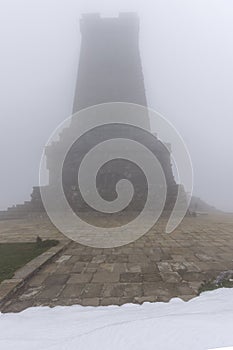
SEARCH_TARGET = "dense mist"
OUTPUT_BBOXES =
[0,0,233,212]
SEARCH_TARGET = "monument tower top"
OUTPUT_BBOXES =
[73,13,148,115]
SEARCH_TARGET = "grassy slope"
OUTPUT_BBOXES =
[0,240,58,283]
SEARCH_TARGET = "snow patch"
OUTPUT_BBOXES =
[1,288,233,350]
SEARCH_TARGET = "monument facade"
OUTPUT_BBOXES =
[1,13,182,219]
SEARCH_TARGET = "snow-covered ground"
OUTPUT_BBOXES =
[1,289,233,350]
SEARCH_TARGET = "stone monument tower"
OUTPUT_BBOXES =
[45,13,178,213]
[0,13,181,219]
[73,13,148,112]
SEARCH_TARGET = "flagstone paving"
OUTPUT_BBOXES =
[0,214,233,312]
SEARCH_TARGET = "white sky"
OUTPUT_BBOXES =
[0,0,233,212]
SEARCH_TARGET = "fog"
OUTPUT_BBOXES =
[0,0,233,212]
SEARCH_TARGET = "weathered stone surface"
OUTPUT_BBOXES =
[43,274,69,286]
[126,264,142,273]
[38,284,65,300]
[176,283,196,296]
[157,262,173,273]
[1,214,233,312]
[28,273,48,287]
[2,300,34,313]
[179,295,195,301]
[92,271,120,283]
[120,273,143,283]
[142,273,162,282]
[67,273,93,284]
[143,282,169,297]
[81,284,104,298]
[81,298,100,306]
[102,283,143,298]
[71,262,87,273]
[161,272,182,283]
[179,272,207,282]
[0,280,23,304]
[19,286,42,301]
[60,284,85,298]
[100,297,120,306]
[134,296,158,304]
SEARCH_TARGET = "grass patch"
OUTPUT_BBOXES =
[198,278,233,294]
[0,238,58,283]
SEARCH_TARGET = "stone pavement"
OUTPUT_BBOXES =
[1,214,233,312]
[0,217,65,243]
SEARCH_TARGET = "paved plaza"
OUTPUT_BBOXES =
[0,214,233,312]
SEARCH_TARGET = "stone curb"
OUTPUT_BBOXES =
[0,240,71,308]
